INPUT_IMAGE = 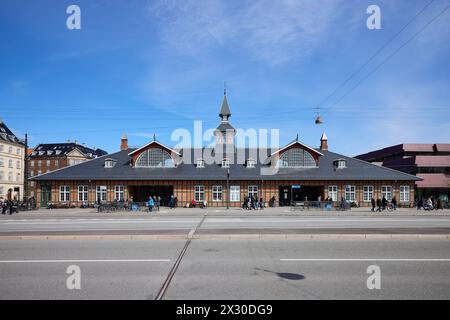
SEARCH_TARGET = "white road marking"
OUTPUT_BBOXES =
[0,259,171,263]
[280,258,450,262]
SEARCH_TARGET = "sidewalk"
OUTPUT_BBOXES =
[2,207,450,218]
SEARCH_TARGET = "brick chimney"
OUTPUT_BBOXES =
[120,133,128,150]
[320,132,328,151]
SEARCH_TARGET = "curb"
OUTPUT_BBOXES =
[0,234,448,241]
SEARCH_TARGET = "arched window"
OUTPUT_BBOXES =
[278,148,316,167]
[135,148,175,168]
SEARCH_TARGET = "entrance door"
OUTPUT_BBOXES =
[41,184,51,207]
[279,186,291,206]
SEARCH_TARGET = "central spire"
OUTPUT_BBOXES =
[215,89,235,147]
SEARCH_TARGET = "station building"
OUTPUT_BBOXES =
[31,94,419,208]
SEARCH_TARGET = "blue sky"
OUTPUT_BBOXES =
[1,0,449,156]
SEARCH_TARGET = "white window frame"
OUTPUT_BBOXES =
[8,159,13,168]
[400,185,410,203]
[212,185,222,202]
[222,158,230,168]
[230,185,240,202]
[194,185,205,202]
[381,185,393,201]
[344,185,356,202]
[96,185,107,202]
[114,185,124,201]
[16,160,20,169]
[78,185,88,202]
[196,159,205,168]
[60,185,70,202]
[246,159,256,168]
[248,185,258,198]
[327,185,338,201]
[0,157,3,167]
[363,185,374,202]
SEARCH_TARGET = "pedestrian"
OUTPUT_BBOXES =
[376,198,382,212]
[392,196,397,210]
[436,198,442,210]
[259,197,264,210]
[169,195,174,209]
[147,196,154,213]
[371,197,376,212]
[381,196,387,211]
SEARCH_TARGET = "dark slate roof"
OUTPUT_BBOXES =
[31,147,420,181]
[30,143,108,158]
[219,95,231,117]
[215,122,235,133]
[0,119,24,146]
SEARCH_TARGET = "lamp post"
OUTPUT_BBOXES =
[226,168,230,209]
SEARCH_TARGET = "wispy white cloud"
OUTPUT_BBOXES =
[147,0,343,65]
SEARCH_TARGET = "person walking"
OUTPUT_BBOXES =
[376,198,382,212]
[392,196,397,210]
[169,195,174,209]
[381,196,387,211]
[147,196,154,213]
[371,197,376,212]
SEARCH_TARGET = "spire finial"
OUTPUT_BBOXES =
[224,81,226,95]
[153,133,156,141]
[296,133,299,141]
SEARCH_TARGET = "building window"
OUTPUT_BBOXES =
[31,160,34,167]
[135,148,175,168]
[96,185,107,202]
[38,160,42,167]
[344,185,356,202]
[38,170,42,175]
[114,185,124,201]
[363,185,374,202]
[0,157,3,167]
[333,159,347,169]
[196,159,205,168]
[16,160,20,169]
[8,146,12,154]
[212,185,222,201]
[248,185,258,198]
[194,185,205,202]
[381,185,393,201]
[30,181,34,187]
[221,158,230,168]
[45,160,50,167]
[105,159,116,168]
[246,159,256,168]
[0,171,4,180]
[8,172,12,181]
[16,173,20,182]
[327,185,338,201]
[17,148,21,155]
[0,144,3,152]
[0,186,3,195]
[55,160,59,167]
[78,185,88,202]
[8,159,12,168]
[230,185,240,202]
[60,185,70,202]
[279,148,316,167]
[400,185,410,202]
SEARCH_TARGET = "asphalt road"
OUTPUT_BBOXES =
[1,215,450,235]
[0,239,449,299]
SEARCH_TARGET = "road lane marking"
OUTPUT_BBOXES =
[0,259,171,263]
[280,258,450,262]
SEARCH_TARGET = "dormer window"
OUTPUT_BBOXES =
[333,159,347,169]
[221,158,230,168]
[246,159,256,168]
[105,158,116,168]
[197,159,205,168]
